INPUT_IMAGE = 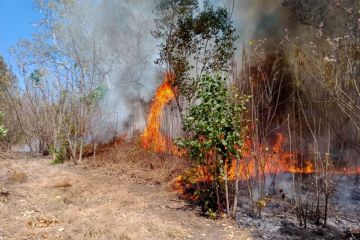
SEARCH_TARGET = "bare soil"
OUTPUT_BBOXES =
[0,145,251,240]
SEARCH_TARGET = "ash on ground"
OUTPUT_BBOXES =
[236,176,360,240]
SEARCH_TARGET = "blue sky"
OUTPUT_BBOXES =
[0,1,40,64]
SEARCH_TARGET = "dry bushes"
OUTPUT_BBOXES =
[52,180,72,188]
[7,170,27,183]
[81,135,127,158]
[83,140,190,187]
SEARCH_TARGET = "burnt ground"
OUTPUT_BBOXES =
[0,146,252,240]
[235,177,360,240]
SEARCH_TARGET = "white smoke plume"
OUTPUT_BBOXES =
[52,0,160,139]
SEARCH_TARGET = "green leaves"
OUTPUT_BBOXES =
[0,111,7,139]
[80,83,108,108]
[29,69,45,86]
[153,0,237,101]
[176,74,249,164]
[0,126,7,139]
[175,75,249,213]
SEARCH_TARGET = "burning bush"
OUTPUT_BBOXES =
[176,74,249,217]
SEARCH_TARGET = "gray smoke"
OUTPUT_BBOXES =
[52,0,334,140]
[210,0,297,41]
[53,0,160,140]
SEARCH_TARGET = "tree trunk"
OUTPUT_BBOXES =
[77,138,83,164]
[224,171,230,216]
[232,158,240,218]
[323,192,329,227]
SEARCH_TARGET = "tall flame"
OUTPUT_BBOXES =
[140,74,179,154]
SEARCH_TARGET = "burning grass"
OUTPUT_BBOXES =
[171,131,360,218]
[79,69,360,236]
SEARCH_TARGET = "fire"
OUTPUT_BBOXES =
[175,132,317,191]
[228,133,315,181]
[141,76,359,193]
[345,166,360,175]
[140,73,181,154]
[174,132,360,202]
[228,133,360,180]
[172,129,360,198]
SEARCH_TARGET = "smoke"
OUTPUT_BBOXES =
[92,0,159,136]
[54,0,301,140]
[51,0,346,142]
[210,0,297,41]
[52,0,160,140]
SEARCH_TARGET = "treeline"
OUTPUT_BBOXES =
[0,0,155,163]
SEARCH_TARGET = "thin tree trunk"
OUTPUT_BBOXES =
[323,193,329,227]
[216,181,221,213]
[77,138,83,164]
[224,170,230,216]
[316,191,320,225]
[93,143,97,164]
[232,158,241,218]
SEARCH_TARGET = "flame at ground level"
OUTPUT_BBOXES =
[174,133,360,195]
[227,133,315,181]
[140,76,359,192]
[227,133,358,181]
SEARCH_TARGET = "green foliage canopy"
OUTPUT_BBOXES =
[0,112,7,139]
[153,0,238,101]
[176,74,249,167]
[175,74,249,213]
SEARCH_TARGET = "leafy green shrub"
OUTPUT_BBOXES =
[0,125,7,139]
[176,74,249,214]
[49,140,68,165]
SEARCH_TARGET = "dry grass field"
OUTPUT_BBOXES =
[0,144,251,240]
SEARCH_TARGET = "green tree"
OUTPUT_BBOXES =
[176,74,249,216]
[0,56,20,148]
[0,111,7,139]
[0,56,13,88]
[0,56,16,106]
[153,0,237,117]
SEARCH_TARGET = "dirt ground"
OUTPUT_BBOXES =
[0,146,251,240]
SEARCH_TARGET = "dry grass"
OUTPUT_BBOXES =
[90,141,190,187]
[7,170,27,183]
[52,180,72,188]
[0,145,252,240]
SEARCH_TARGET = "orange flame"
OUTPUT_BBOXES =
[227,133,315,181]
[141,75,359,192]
[227,133,360,180]
[140,73,181,154]
[174,132,360,199]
